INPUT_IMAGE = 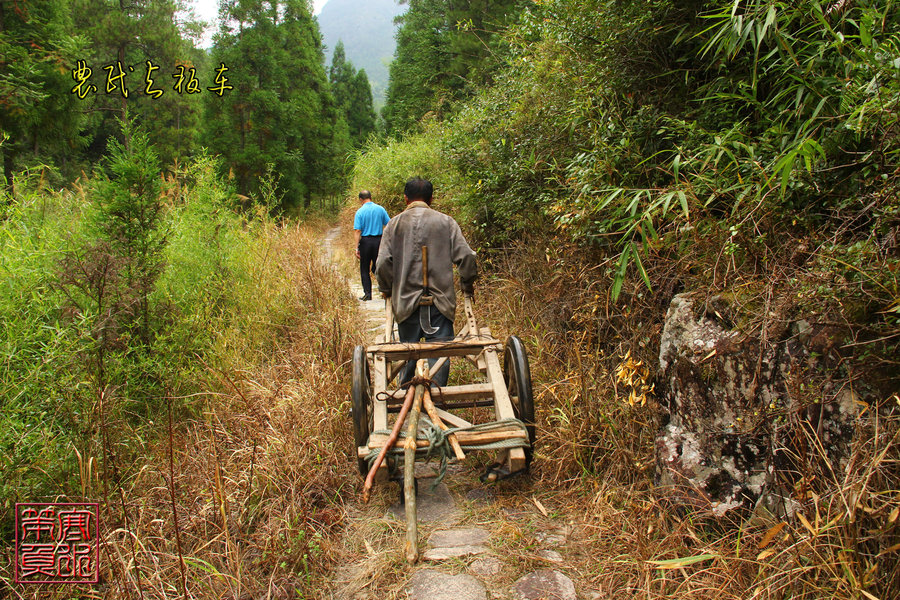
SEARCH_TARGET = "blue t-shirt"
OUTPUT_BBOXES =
[354,201,390,237]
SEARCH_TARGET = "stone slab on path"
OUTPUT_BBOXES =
[535,530,567,547]
[429,527,490,548]
[387,481,460,524]
[415,462,439,478]
[469,557,503,577]
[424,527,490,560]
[512,569,577,600]
[537,549,563,563]
[407,569,487,600]
[423,545,487,560]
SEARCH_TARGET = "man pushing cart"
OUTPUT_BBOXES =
[350,178,536,562]
[375,177,477,387]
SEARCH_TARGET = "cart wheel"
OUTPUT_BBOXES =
[504,336,535,468]
[351,345,373,476]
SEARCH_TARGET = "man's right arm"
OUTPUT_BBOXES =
[353,210,362,259]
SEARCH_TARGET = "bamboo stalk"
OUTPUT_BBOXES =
[367,427,527,446]
[430,355,448,377]
[362,384,416,503]
[388,359,405,382]
[422,246,429,289]
[404,360,427,564]
[384,296,394,343]
[167,396,187,600]
[370,338,500,352]
[381,382,494,405]
[463,295,479,338]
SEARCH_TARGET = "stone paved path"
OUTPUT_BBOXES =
[325,224,583,600]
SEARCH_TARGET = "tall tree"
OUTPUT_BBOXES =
[92,120,166,346]
[347,69,376,144]
[203,0,342,209]
[0,0,84,194]
[381,0,527,135]
[329,41,376,147]
[329,40,354,107]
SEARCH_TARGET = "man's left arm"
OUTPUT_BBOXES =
[449,220,477,296]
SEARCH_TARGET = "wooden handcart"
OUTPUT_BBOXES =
[350,295,535,560]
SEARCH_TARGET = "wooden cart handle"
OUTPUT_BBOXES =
[422,246,428,290]
[404,360,427,564]
[463,295,479,338]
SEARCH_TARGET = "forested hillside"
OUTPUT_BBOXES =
[1,0,365,209]
[316,0,406,106]
[329,41,378,148]
[368,0,900,378]
[381,0,528,134]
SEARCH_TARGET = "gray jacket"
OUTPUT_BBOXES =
[375,201,478,323]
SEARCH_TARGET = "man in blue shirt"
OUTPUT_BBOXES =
[353,190,390,301]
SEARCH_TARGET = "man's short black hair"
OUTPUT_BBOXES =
[404,178,433,204]
[358,190,372,200]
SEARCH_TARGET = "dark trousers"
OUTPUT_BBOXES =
[358,235,381,297]
[398,306,454,387]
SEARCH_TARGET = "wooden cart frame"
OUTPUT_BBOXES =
[351,296,535,484]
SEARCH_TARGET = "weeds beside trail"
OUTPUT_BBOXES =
[109,224,363,599]
[1,200,364,597]
[4,173,895,598]
[106,223,364,599]
[465,238,900,599]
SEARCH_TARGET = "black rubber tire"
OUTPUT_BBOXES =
[351,345,373,476]
[503,336,535,468]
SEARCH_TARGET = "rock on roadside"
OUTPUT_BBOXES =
[655,293,862,516]
[512,569,577,600]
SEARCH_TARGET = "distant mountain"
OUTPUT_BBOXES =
[316,0,407,107]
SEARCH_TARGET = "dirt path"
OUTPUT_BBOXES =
[324,225,586,600]
[324,226,383,334]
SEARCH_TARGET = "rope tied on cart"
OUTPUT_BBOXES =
[364,417,530,489]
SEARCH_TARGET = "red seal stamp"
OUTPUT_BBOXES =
[14,503,99,584]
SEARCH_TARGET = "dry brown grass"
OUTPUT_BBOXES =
[466,233,900,600]
[1,221,364,599]
[34,207,886,600]
[5,193,895,600]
